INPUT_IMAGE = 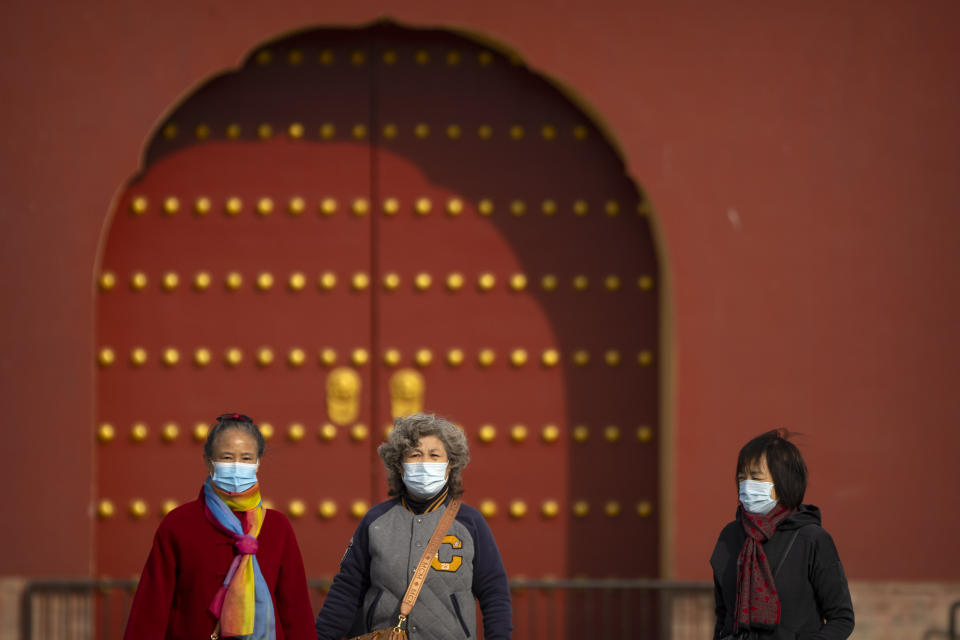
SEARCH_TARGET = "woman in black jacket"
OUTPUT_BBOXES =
[710,430,854,640]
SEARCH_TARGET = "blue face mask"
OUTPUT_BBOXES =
[211,461,259,493]
[402,462,448,498]
[739,479,777,514]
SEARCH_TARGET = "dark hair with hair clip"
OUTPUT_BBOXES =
[203,412,266,461]
[736,429,808,510]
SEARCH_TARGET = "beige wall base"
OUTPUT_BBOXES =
[673,581,960,640]
[849,581,960,639]
[0,578,25,640]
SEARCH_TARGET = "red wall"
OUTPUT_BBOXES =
[2,0,958,580]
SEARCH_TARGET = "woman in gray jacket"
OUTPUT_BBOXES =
[315,413,512,640]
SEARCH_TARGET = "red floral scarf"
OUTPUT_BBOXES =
[735,503,795,632]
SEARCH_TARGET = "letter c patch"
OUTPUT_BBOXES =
[431,535,463,572]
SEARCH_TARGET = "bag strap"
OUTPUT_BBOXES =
[773,528,801,580]
[399,498,462,617]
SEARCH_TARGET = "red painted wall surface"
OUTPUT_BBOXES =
[1,0,958,580]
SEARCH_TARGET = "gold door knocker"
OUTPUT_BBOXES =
[389,368,425,418]
[326,367,361,425]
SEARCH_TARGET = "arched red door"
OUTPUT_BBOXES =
[95,22,660,592]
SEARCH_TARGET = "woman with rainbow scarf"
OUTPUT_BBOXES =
[124,413,316,640]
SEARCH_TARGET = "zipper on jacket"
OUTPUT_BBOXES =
[449,593,471,637]
[366,588,384,630]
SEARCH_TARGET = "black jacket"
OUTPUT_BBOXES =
[710,505,854,640]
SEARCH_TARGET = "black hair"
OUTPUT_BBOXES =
[203,413,266,461]
[736,429,807,510]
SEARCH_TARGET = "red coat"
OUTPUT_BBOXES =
[123,488,315,640]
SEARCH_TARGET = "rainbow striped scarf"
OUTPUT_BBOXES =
[203,478,275,640]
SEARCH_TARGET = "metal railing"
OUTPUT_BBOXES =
[21,578,714,640]
[501,578,714,639]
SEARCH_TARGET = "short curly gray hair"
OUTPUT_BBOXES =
[377,413,470,498]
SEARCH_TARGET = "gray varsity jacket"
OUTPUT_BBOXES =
[315,495,512,640]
